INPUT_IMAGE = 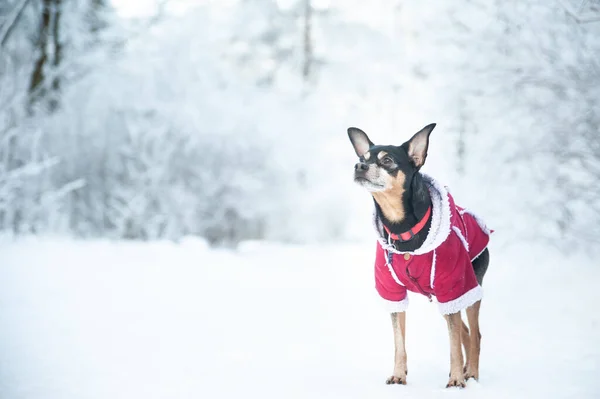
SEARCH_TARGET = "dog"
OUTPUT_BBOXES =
[347,123,491,388]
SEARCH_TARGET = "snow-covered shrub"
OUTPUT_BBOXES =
[29,4,360,245]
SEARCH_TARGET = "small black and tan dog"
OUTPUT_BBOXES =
[347,123,491,388]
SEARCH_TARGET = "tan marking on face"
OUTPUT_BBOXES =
[363,151,371,160]
[371,170,407,222]
[377,151,388,160]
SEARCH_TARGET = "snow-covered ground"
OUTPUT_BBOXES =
[0,238,598,399]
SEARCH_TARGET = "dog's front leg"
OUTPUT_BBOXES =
[464,300,482,381]
[444,312,466,388]
[386,311,407,385]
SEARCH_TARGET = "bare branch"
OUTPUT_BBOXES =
[41,178,86,205]
[0,0,33,47]
[0,157,59,186]
[559,1,600,23]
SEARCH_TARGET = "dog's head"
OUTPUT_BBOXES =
[347,124,436,193]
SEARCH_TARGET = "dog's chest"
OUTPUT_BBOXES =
[387,251,435,293]
[403,254,430,279]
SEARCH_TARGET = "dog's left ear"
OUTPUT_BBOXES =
[347,127,374,157]
[402,123,436,168]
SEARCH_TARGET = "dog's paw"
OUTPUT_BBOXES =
[464,369,479,381]
[386,376,407,385]
[446,377,466,388]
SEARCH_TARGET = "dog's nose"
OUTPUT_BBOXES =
[355,162,369,172]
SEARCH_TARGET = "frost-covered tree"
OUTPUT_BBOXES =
[0,0,61,233]
[397,0,600,249]
[0,0,139,235]
[225,0,333,87]
[11,0,598,249]
[28,2,363,245]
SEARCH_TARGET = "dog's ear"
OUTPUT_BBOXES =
[347,127,374,157]
[402,123,436,168]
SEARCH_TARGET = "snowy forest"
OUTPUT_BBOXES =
[2,2,600,398]
[1,0,600,249]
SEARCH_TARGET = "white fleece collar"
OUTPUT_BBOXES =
[373,173,452,255]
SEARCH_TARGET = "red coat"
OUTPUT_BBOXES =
[372,175,491,315]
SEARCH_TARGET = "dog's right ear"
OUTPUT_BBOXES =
[347,127,374,157]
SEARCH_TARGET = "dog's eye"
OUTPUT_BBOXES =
[382,157,393,165]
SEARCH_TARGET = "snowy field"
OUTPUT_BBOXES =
[0,238,599,399]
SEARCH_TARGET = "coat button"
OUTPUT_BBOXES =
[403,253,411,260]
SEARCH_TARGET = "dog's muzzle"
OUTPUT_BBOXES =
[355,162,369,172]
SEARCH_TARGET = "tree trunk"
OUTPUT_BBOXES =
[49,0,62,110]
[302,0,312,81]
[28,0,62,111]
[89,0,107,34]
[28,0,51,102]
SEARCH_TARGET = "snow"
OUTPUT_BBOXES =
[1,238,598,398]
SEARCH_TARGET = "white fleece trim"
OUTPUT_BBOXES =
[381,297,409,313]
[373,174,452,255]
[452,226,469,252]
[384,249,405,286]
[460,208,492,235]
[430,250,437,289]
[437,285,483,315]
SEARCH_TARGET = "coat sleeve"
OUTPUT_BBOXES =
[374,242,409,313]
[432,231,482,315]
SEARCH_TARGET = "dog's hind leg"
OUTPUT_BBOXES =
[461,319,471,373]
[386,312,408,385]
[444,312,466,388]
[464,248,488,380]
[464,300,482,381]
